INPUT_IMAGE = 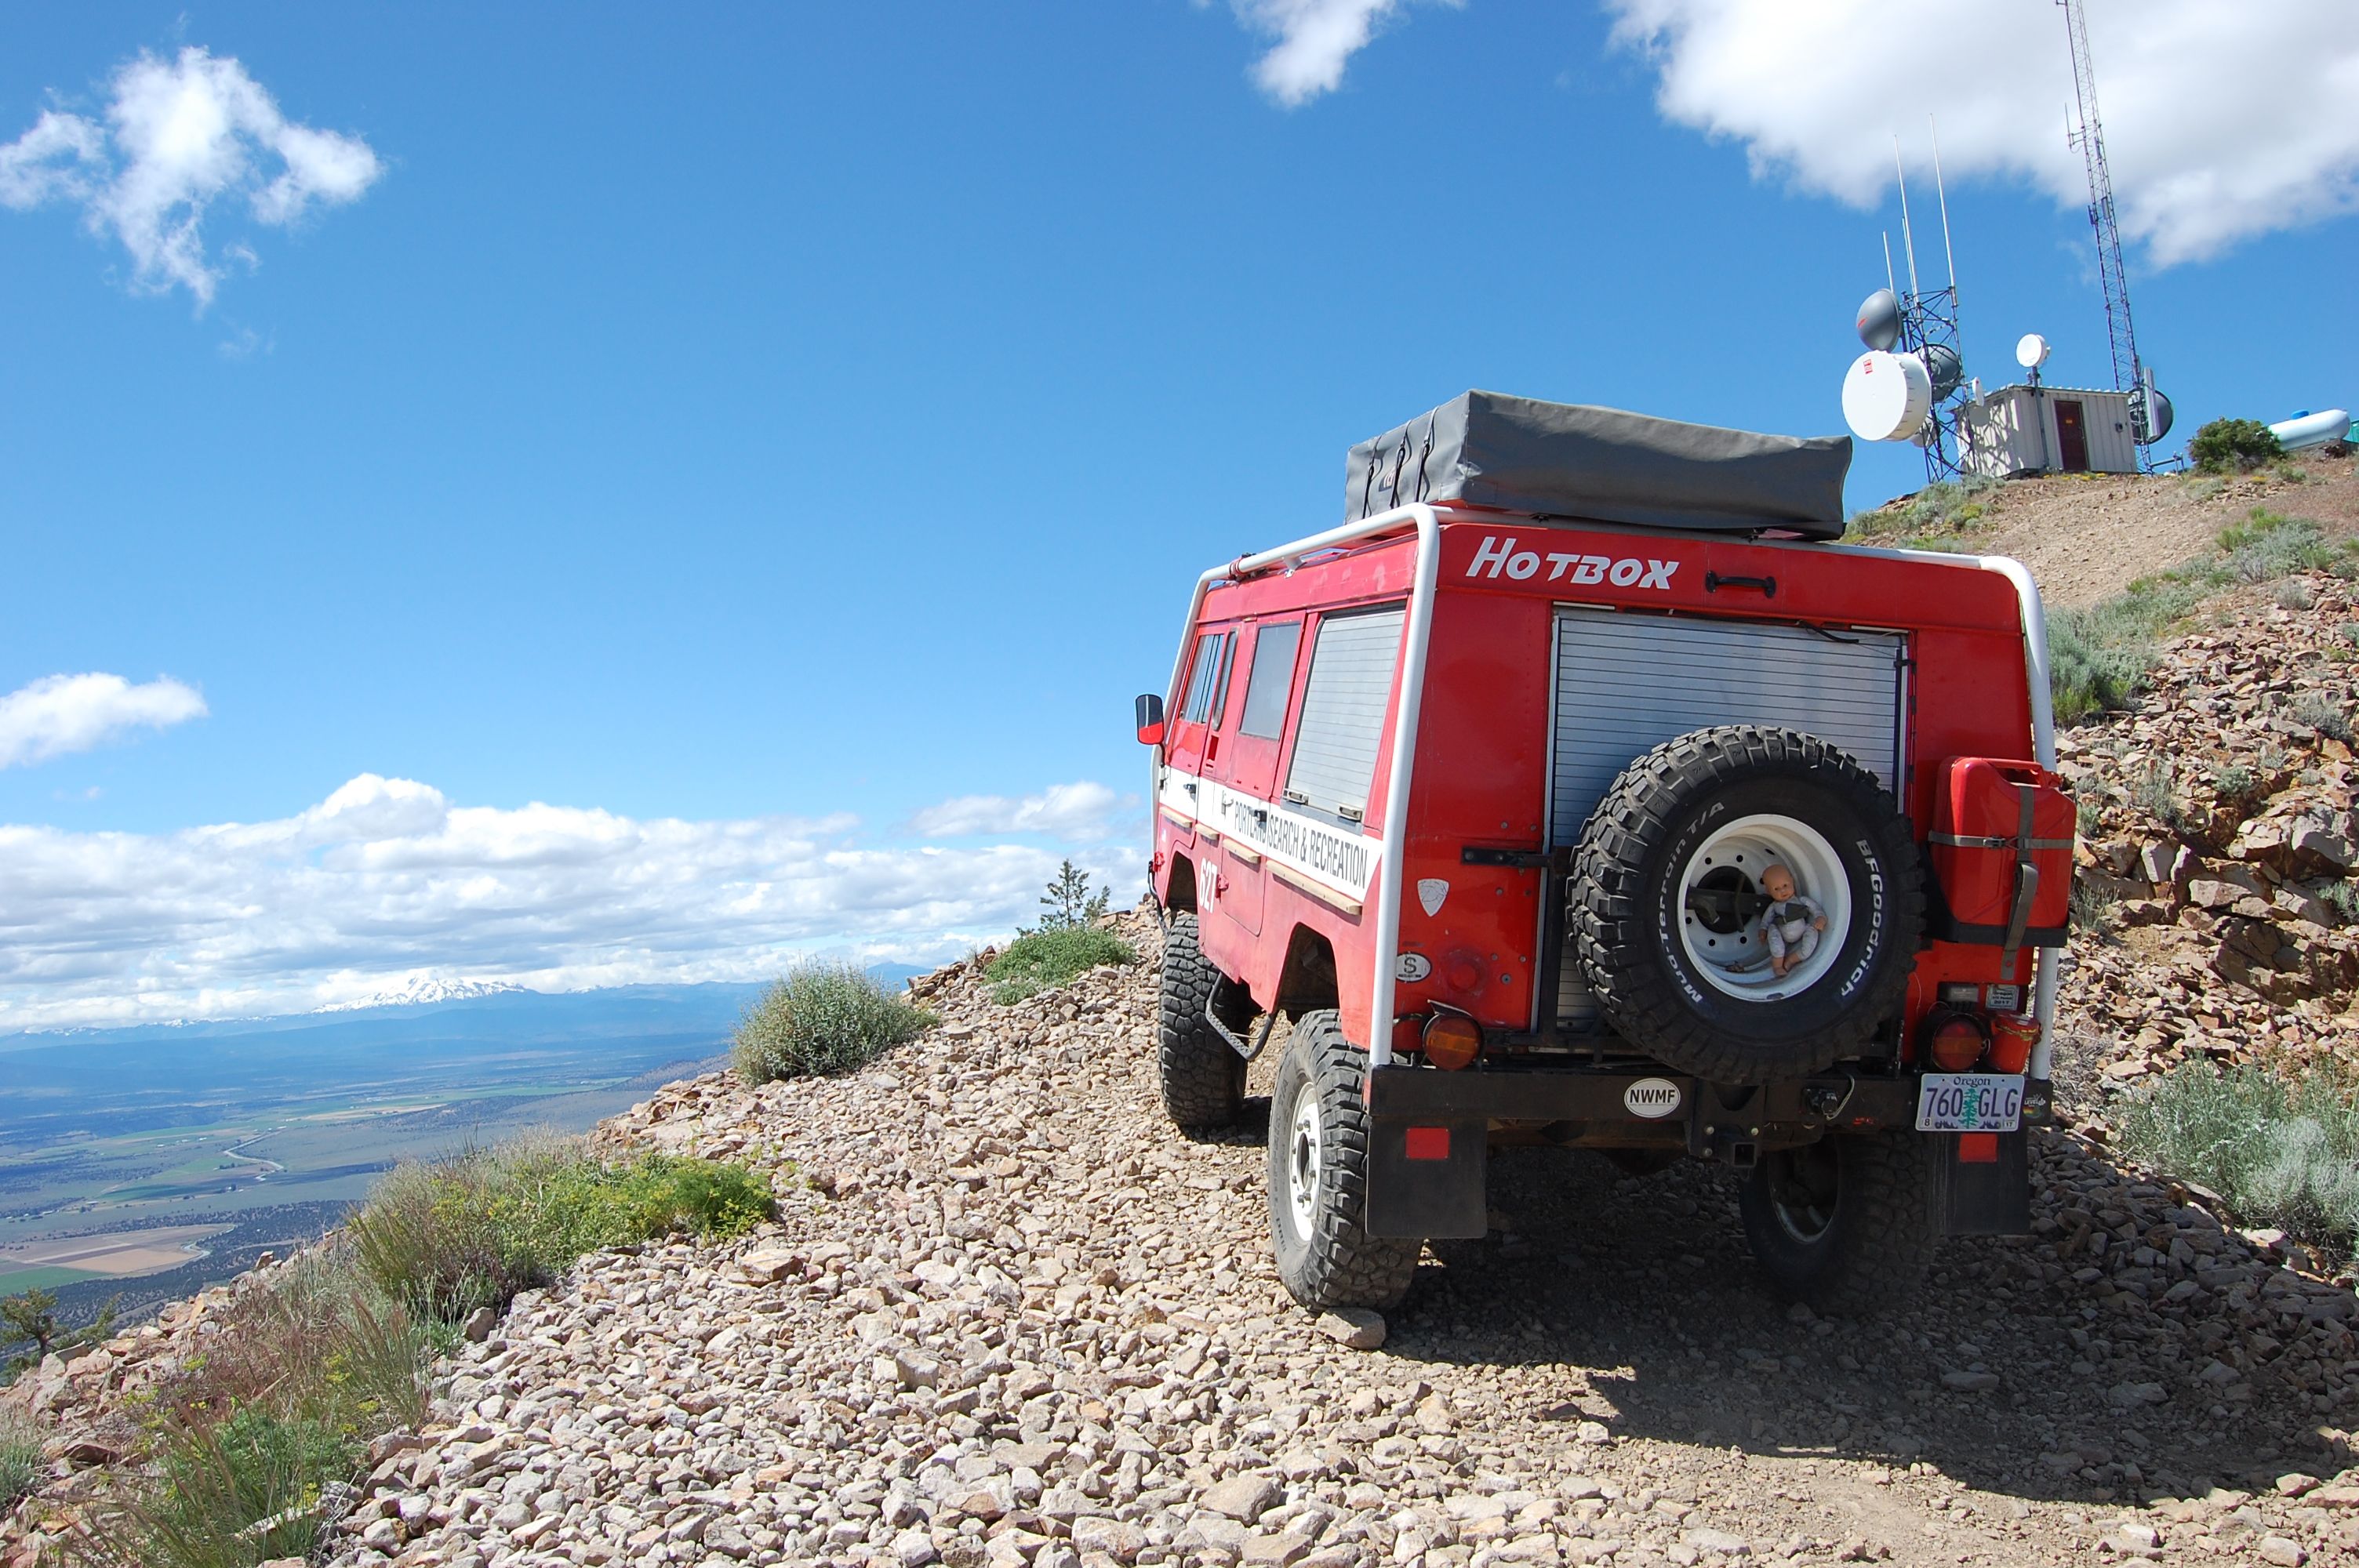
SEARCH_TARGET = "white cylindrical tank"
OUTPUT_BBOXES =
[2270,408,2352,451]
[1842,350,1934,442]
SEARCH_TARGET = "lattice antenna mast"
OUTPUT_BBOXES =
[2059,0,2142,401]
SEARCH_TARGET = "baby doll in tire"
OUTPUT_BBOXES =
[1758,863,1827,978]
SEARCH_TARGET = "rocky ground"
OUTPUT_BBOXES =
[271,906,2359,1568]
[12,496,2359,1568]
[2058,573,2359,1095]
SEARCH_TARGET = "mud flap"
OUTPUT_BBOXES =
[1365,1119,1487,1240]
[1933,1129,2030,1236]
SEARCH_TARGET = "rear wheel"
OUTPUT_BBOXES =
[1267,1011,1421,1309]
[1157,914,1242,1130]
[1739,1133,1938,1316]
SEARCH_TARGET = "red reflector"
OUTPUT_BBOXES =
[1958,1132,1999,1163]
[1405,1127,1451,1161]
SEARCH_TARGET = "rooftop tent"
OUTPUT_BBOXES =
[1345,390,1853,540]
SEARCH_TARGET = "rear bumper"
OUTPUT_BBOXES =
[1360,1062,2036,1240]
[1365,1062,1919,1153]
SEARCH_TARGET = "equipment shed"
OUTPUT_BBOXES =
[1960,383,2139,478]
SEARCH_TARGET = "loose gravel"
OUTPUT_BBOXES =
[285,911,2359,1568]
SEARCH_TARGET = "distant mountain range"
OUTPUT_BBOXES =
[313,977,529,1012]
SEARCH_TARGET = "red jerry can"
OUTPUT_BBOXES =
[1928,757,2076,957]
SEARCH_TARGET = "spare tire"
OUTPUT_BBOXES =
[1569,725,1922,1083]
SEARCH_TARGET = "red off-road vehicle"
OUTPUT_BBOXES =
[1135,393,2073,1314]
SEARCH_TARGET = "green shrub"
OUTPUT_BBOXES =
[2189,417,2284,474]
[984,925,1138,1003]
[2289,688,2354,743]
[109,1406,357,1566]
[733,964,936,1083]
[0,1403,39,1512]
[349,1140,774,1321]
[2120,1062,2359,1250]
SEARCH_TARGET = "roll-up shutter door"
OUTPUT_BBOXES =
[1285,604,1406,822]
[1550,607,1906,1029]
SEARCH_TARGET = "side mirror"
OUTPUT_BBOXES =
[1134,693,1165,746]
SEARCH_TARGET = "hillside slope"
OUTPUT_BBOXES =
[1856,451,2359,608]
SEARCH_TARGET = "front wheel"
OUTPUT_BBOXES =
[1158,914,1242,1130]
[1739,1133,1938,1316]
[1266,1011,1421,1309]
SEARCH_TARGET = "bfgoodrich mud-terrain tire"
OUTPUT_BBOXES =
[1569,725,1922,1083]
[1158,914,1243,1130]
[1739,1133,1939,1316]
[1266,1011,1421,1310]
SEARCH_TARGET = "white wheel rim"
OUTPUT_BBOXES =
[1675,813,1851,1002]
[1286,1089,1323,1237]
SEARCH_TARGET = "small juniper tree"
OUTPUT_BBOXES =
[1036,859,1110,931]
[0,1288,59,1368]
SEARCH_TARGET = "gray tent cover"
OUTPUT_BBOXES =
[1346,390,1852,539]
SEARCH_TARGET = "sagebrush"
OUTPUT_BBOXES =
[733,964,936,1083]
[985,926,1137,1003]
[2120,1062,2359,1252]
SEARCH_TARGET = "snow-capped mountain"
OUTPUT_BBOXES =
[313,977,531,1013]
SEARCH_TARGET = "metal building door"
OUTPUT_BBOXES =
[2055,400,2090,472]
[1546,606,1907,1032]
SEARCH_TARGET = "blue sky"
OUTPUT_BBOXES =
[1,2,2353,1023]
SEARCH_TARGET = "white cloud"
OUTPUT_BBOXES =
[1606,0,2359,266]
[903,781,1126,840]
[0,45,381,304]
[1223,0,1459,107]
[0,673,207,769]
[0,775,1140,1028]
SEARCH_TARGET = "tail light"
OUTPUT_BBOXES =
[1422,1013,1481,1071]
[1989,1014,2039,1075]
[1924,1011,1989,1073]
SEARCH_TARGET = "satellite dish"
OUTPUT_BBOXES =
[1842,350,1934,443]
[2015,333,2051,370]
[2133,387,2175,446]
[1856,289,1901,351]
[1921,343,1964,401]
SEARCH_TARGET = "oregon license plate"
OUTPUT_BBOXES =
[1914,1073,2025,1133]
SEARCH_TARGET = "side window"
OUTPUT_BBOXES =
[1180,631,1229,724]
[1238,622,1302,739]
[1284,605,1405,823]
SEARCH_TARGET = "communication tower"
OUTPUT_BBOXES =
[2060,0,2162,470]
[1839,124,1968,483]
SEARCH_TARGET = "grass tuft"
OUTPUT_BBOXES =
[732,964,936,1084]
[984,925,1138,1003]
[0,1403,39,1512]
[349,1140,773,1322]
[2121,1062,2359,1250]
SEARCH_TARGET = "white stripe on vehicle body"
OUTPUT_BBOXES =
[1158,768,1382,902]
